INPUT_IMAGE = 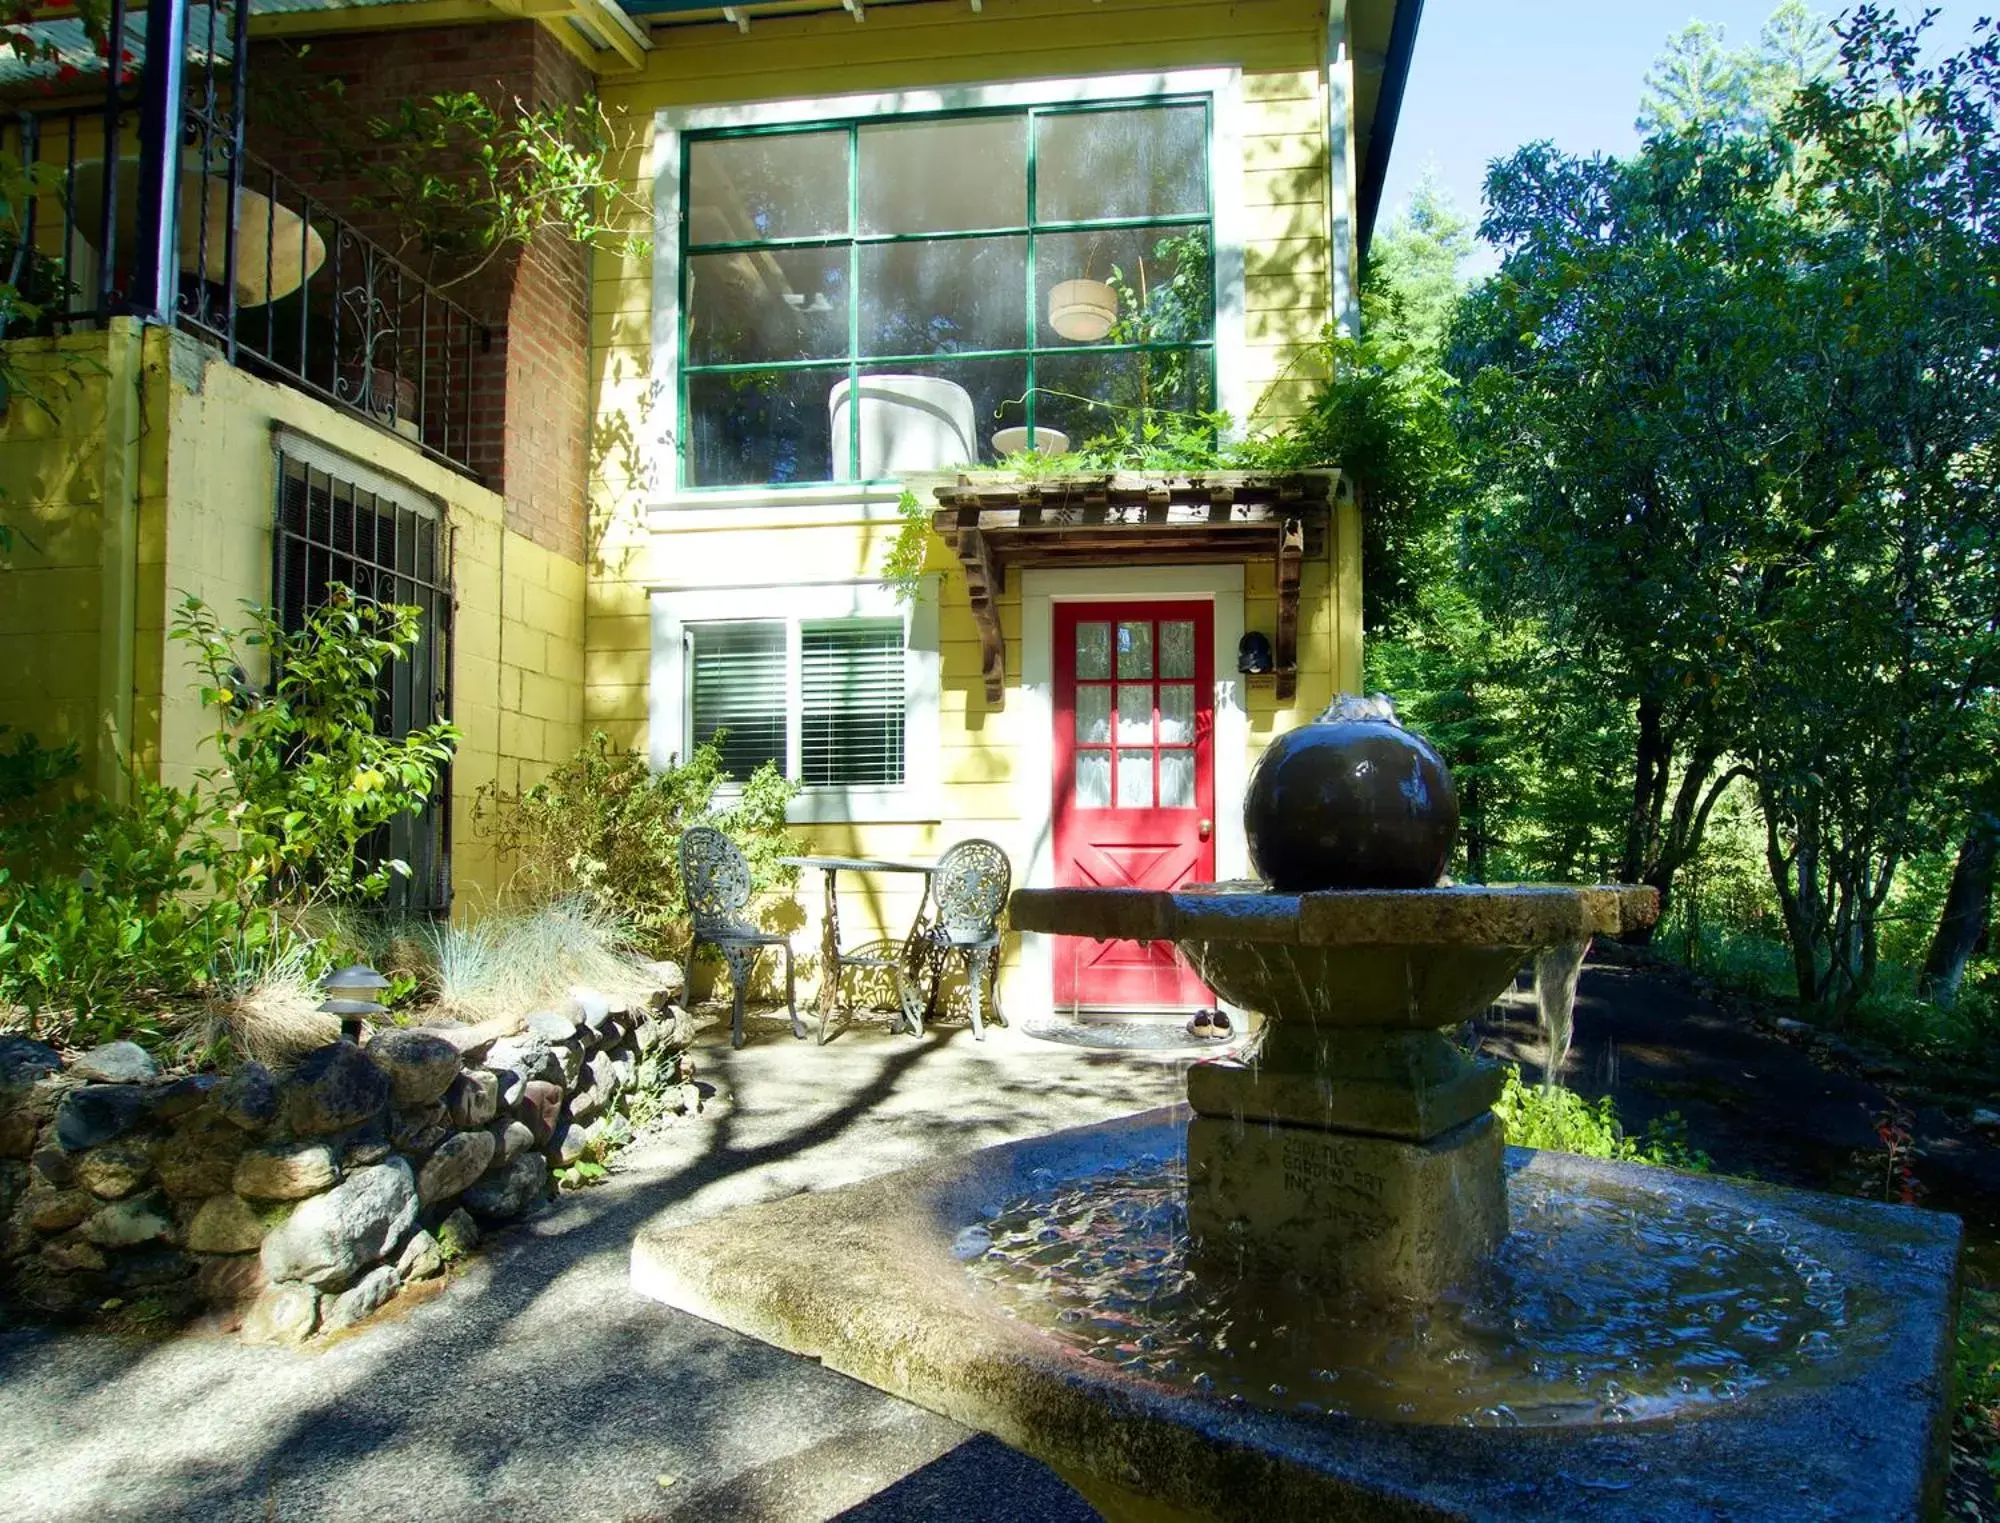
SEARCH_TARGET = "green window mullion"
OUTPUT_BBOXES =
[678,129,693,491]
[848,122,862,483]
[1024,106,1039,447]
[682,338,1215,378]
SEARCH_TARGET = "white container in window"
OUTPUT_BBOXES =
[829,374,979,480]
[989,426,1070,457]
[1048,278,1118,342]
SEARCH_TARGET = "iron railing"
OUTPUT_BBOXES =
[0,0,491,474]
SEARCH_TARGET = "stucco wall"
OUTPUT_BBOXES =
[0,323,585,912]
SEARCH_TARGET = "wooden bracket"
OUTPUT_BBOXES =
[957,527,1006,708]
[1275,515,1304,703]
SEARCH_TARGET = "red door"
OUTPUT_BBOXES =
[1053,601,1215,1009]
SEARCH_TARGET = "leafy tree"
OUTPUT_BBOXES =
[1637,2,1837,138]
[1458,10,2000,1015]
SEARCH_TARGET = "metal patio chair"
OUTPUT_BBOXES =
[679,825,801,1049]
[898,838,1011,1041]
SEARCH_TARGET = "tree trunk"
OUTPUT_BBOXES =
[1920,816,1998,1008]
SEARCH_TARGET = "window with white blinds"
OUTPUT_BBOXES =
[687,616,907,788]
[802,620,905,786]
[689,622,786,780]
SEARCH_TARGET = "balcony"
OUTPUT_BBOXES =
[0,0,490,475]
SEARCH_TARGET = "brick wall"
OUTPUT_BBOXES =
[247,22,593,562]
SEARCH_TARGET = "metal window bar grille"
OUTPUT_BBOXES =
[273,449,455,915]
[0,0,491,476]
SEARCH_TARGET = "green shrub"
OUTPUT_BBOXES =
[1491,1065,1709,1170]
[0,587,456,1049]
[173,588,458,906]
[483,732,798,958]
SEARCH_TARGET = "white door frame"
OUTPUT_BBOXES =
[1014,565,1248,1013]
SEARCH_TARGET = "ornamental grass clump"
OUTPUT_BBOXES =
[423,898,658,1023]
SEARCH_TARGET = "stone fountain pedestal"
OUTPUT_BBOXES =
[1019,883,1650,1302]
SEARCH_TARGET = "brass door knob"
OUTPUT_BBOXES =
[1198,818,1213,841]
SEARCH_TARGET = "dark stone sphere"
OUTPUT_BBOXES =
[1244,718,1459,890]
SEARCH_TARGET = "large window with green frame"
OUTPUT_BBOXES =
[679,99,1215,489]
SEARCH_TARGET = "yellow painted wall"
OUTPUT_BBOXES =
[0,322,585,912]
[581,0,1357,1004]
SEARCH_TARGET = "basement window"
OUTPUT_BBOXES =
[271,431,454,915]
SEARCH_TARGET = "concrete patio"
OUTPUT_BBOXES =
[0,1015,1187,1523]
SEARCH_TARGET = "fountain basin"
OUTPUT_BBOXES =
[629,1107,1959,1521]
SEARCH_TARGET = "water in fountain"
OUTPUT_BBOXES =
[1532,939,1588,1090]
[961,1153,1862,1427]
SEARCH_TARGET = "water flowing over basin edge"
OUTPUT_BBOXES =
[629,1106,1959,1523]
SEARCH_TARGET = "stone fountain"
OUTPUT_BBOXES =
[631,699,1959,1520]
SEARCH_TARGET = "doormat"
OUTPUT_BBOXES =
[1018,1014,1258,1053]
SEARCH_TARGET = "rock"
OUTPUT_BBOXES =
[569,989,614,1034]
[1972,1109,2000,1132]
[187,1194,267,1254]
[515,1081,563,1145]
[155,1116,247,1199]
[677,1082,704,1116]
[436,1207,479,1259]
[75,1146,152,1199]
[13,1262,110,1318]
[213,1063,279,1130]
[281,1045,391,1136]
[56,1086,151,1151]
[81,1194,174,1248]
[241,1283,319,1345]
[344,1140,392,1169]
[569,1058,612,1124]
[0,1107,39,1160]
[321,1264,398,1334]
[235,1142,339,1200]
[72,1041,158,1085]
[146,1074,221,1121]
[445,1069,500,1128]
[32,1145,75,1188]
[525,1009,578,1044]
[26,1187,94,1233]
[417,1130,496,1206]
[463,1151,548,1222]
[389,1102,452,1158]
[488,1037,561,1088]
[1774,1016,1814,1038]
[365,1030,462,1106]
[633,1016,663,1056]
[0,1035,63,1091]
[395,1228,444,1282]
[548,1122,590,1168]
[608,1054,636,1093]
[40,1233,107,1272]
[594,1018,627,1054]
[259,1158,419,1290]
[552,1040,585,1089]
[195,1252,267,1307]
[112,1247,193,1289]
[641,960,686,1000]
[414,1018,513,1061]
[489,1119,534,1164]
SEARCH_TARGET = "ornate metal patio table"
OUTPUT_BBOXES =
[779,855,937,1045]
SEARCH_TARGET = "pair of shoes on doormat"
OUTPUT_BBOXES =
[1187,1009,1233,1041]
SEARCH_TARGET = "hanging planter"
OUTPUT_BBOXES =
[1048,278,1118,343]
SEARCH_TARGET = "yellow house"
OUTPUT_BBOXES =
[0,0,1417,1018]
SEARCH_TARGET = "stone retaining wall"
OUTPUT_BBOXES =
[0,980,694,1343]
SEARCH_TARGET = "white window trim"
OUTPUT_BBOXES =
[648,577,941,824]
[649,66,1248,516]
